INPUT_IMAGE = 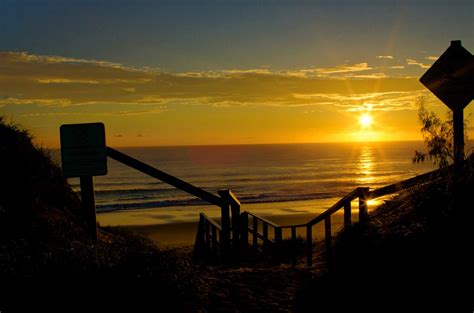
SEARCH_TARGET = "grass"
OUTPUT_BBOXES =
[0,118,199,311]
[294,156,474,312]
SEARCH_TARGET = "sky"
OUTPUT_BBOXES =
[1,0,473,147]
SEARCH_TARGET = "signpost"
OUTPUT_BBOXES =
[60,122,107,240]
[420,40,474,165]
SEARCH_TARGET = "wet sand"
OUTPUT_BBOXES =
[117,212,360,248]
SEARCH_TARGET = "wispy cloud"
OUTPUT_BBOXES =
[308,62,372,75]
[406,58,430,69]
[425,56,438,61]
[376,55,394,59]
[0,51,428,116]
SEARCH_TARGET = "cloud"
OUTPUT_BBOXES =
[425,56,438,61]
[0,51,427,116]
[37,78,100,84]
[406,58,430,69]
[115,134,124,138]
[376,55,394,59]
[293,90,437,112]
[307,62,372,75]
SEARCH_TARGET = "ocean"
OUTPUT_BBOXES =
[65,142,436,225]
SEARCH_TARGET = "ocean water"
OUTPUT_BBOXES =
[66,142,436,222]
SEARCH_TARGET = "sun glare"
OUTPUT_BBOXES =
[359,114,373,128]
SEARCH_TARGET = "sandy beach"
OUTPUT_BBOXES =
[97,197,385,247]
[106,211,363,248]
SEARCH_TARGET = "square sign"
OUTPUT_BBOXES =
[420,40,474,111]
[60,122,107,178]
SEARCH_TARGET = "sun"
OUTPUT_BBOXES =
[359,114,373,128]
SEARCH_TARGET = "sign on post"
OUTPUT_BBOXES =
[420,40,474,165]
[60,122,107,178]
[60,122,107,241]
[420,40,473,111]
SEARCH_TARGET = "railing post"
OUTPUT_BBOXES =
[211,225,218,258]
[218,189,241,260]
[231,203,241,257]
[262,222,269,251]
[291,226,297,266]
[274,227,283,263]
[306,224,313,267]
[359,187,369,221]
[344,200,352,227]
[240,212,249,255]
[252,217,258,249]
[325,216,331,248]
[80,176,97,241]
[193,213,205,260]
[220,200,231,260]
[205,220,211,253]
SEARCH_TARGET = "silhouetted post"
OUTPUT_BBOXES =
[252,217,258,249]
[205,221,211,253]
[193,213,205,260]
[80,176,97,240]
[220,201,231,260]
[453,109,465,165]
[419,40,474,167]
[262,222,269,251]
[240,212,248,255]
[218,189,241,260]
[344,201,352,227]
[274,227,283,262]
[324,216,331,248]
[306,225,313,267]
[211,224,218,258]
[359,188,369,221]
[291,226,297,266]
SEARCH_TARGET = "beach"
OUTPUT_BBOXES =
[98,198,378,247]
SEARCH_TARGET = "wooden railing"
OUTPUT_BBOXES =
[245,212,282,250]
[106,147,240,261]
[240,156,473,266]
[106,146,472,266]
[194,213,223,260]
[241,187,368,266]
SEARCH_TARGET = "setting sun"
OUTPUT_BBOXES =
[359,114,373,128]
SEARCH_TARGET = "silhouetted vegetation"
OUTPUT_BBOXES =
[413,98,469,167]
[0,118,198,312]
[296,155,473,312]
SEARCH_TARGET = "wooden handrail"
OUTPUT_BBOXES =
[246,212,281,228]
[247,227,275,244]
[201,213,222,230]
[367,161,458,199]
[306,187,364,226]
[218,189,241,207]
[106,147,223,207]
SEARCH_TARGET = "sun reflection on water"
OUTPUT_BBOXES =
[357,145,375,185]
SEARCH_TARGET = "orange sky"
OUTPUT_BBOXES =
[1,1,473,147]
[1,50,473,147]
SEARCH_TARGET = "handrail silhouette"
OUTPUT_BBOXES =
[240,155,472,266]
[105,145,472,266]
[105,146,235,260]
[106,147,223,207]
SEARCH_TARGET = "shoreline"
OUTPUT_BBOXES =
[98,197,385,247]
[112,211,362,248]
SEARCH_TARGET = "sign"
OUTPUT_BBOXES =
[420,40,474,110]
[60,122,107,178]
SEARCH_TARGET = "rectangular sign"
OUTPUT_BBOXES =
[60,122,107,178]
